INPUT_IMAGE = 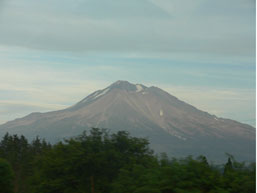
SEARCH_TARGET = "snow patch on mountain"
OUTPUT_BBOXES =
[165,129,187,141]
[82,91,99,103]
[136,84,143,92]
[160,110,163,117]
[93,88,110,99]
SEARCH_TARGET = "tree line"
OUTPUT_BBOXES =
[0,128,255,193]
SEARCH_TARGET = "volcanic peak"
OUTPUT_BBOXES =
[109,80,147,92]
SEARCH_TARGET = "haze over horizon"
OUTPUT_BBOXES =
[0,0,255,126]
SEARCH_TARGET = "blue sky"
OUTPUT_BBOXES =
[0,0,256,126]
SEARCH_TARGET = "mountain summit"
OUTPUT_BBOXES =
[109,80,147,91]
[0,81,255,162]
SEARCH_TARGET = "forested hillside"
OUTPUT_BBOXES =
[0,128,255,193]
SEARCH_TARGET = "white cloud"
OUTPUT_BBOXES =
[0,0,254,59]
[0,63,112,124]
[0,63,255,126]
[0,0,255,126]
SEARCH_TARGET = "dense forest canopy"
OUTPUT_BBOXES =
[0,128,255,193]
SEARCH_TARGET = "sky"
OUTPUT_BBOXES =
[0,0,256,126]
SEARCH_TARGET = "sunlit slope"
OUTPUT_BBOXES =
[0,81,255,162]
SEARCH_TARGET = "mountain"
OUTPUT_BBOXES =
[0,80,255,162]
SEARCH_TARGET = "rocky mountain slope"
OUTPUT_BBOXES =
[0,80,255,162]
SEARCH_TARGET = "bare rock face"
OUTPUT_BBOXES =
[0,80,255,162]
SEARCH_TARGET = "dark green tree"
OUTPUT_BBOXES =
[0,130,255,193]
[30,128,155,193]
[0,158,14,193]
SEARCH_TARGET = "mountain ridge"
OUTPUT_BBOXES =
[0,80,255,162]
